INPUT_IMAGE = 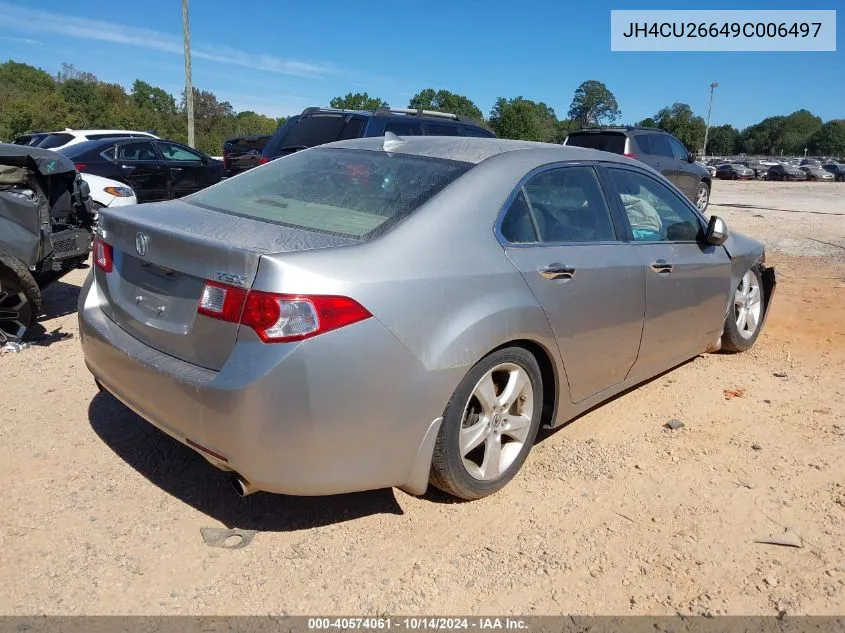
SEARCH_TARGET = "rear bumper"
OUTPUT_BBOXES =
[78,273,452,496]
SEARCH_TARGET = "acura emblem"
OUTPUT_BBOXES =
[135,232,149,257]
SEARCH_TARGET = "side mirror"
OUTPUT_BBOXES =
[705,215,729,245]
[687,154,696,163]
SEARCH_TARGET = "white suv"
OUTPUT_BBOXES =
[36,128,159,150]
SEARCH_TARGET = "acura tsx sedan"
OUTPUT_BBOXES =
[79,136,776,501]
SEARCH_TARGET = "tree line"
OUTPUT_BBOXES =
[2,60,843,158]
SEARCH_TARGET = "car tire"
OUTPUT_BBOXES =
[694,181,710,212]
[0,252,42,345]
[721,266,765,353]
[731,172,738,180]
[430,346,543,500]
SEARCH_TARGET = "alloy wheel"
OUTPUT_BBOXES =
[734,270,762,340]
[0,282,31,344]
[459,363,534,481]
[695,185,709,211]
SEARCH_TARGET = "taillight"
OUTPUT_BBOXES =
[93,237,113,273]
[74,163,87,172]
[624,152,637,160]
[197,282,371,343]
[197,281,247,322]
[259,156,270,165]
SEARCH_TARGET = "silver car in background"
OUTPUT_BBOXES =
[79,136,776,501]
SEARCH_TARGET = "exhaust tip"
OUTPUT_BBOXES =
[230,473,256,497]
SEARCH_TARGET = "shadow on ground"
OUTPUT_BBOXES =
[88,392,404,532]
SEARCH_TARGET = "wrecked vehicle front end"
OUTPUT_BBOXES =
[1,144,94,343]
[0,144,94,283]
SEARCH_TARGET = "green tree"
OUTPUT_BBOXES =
[637,117,658,128]
[567,80,620,127]
[408,88,483,121]
[329,92,387,110]
[739,116,785,155]
[489,97,558,141]
[808,120,845,156]
[705,124,740,155]
[777,109,822,155]
[131,80,176,116]
[653,103,706,151]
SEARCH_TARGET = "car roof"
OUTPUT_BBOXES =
[323,135,637,166]
[51,129,157,136]
[298,106,487,127]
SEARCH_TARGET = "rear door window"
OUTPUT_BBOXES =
[425,123,462,136]
[462,126,495,137]
[339,117,366,140]
[117,141,160,161]
[384,121,423,136]
[187,147,473,239]
[522,166,618,243]
[642,133,673,158]
[565,132,626,154]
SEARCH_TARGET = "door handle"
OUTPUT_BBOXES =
[649,259,673,274]
[537,264,576,280]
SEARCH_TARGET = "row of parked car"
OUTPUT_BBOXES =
[706,157,845,182]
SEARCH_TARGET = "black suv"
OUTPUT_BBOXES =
[261,106,495,163]
[563,127,712,212]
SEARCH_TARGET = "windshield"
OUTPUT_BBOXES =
[188,148,473,239]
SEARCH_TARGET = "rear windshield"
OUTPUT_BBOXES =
[565,132,626,154]
[188,148,473,239]
[37,133,74,149]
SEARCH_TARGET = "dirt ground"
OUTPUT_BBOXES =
[1,180,843,616]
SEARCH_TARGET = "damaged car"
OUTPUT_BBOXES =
[1,144,95,344]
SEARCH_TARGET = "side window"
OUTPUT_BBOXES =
[384,121,423,136]
[607,168,703,242]
[648,134,674,158]
[157,141,203,162]
[667,136,690,161]
[425,123,461,136]
[99,146,116,161]
[521,166,617,243]
[339,117,365,140]
[462,126,494,138]
[500,191,538,243]
[117,141,159,161]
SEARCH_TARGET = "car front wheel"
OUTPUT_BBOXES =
[721,267,765,352]
[694,181,710,212]
[0,253,42,345]
[430,347,543,500]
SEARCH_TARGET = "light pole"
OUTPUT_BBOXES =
[702,82,718,158]
[182,0,195,148]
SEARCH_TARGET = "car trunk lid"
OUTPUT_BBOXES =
[95,199,358,370]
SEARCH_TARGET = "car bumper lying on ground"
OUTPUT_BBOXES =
[77,273,450,497]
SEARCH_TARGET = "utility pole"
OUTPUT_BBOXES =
[182,0,195,148]
[702,82,718,158]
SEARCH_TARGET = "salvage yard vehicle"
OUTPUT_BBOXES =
[81,173,138,210]
[260,106,495,163]
[59,138,223,203]
[1,144,94,343]
[715,163,755,180]
[563,127,712,213]
[79,136,776,501]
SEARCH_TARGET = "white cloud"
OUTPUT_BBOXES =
[0,2,334,78]
[0,35,42,45]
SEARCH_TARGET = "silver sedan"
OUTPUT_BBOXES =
[79,136,776,500]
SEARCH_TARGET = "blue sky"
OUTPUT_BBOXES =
[0,0,842,129]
